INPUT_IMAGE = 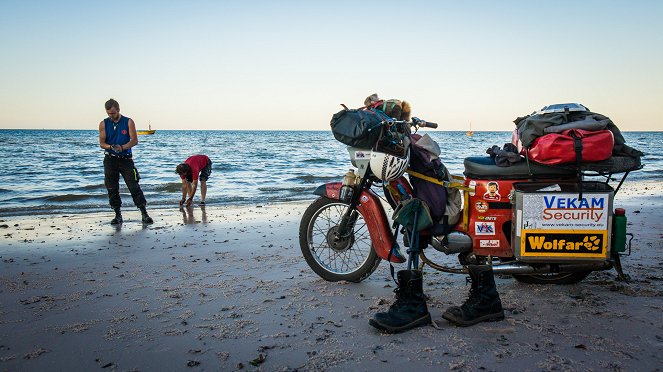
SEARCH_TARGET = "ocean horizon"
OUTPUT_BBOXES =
[1,129,660,217]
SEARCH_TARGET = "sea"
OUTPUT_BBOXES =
[0,129,661,217]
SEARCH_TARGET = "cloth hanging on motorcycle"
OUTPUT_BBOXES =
[393,198,433,232]
[408,133,449,227]
[330,109,390,148]
[486,143,522,167]
[524,129,614,165]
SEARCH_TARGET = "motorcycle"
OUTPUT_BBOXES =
[299,115,642,284]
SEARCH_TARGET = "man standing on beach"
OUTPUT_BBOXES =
[98,98,153,225]
[175,155,212,207]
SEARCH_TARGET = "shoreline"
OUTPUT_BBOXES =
[1,182,662,370]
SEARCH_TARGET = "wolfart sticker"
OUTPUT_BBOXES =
[520,230,608,258]
[521,193,610,230]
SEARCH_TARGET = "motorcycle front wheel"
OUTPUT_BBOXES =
[299,197,381,282]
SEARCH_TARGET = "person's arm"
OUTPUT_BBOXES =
[98,121,112,150]
[122,119,139,150]
[180,178,188,205]
[186,179,199,206]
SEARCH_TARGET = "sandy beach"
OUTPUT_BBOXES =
[1,181,662,371]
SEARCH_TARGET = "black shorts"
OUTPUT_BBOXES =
[199,161,212,182]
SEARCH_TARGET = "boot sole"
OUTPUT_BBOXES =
[369,313,432,333]
[442,310,505,327]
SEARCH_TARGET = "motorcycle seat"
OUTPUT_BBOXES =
[463,156,577,180]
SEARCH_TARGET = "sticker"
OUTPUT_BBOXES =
[360,195,369,203]
[483,181,501,201]
[355,151,368,159]
[475,221,495,235]
[520,230,608,258]
[475,200,488,213]
[480,240,500,248]
[521,193,610,230]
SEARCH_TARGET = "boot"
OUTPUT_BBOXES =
[110,208,123,225]
[369,270,431,333]
[442,265,504,326]
[139,206,153,224]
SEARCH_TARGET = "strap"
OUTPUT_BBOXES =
[406,169,472,191]
[569,131,584,199]
[387,222,401,286]
[572,131,583,169]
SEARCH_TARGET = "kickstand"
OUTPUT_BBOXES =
[613,254,630,282]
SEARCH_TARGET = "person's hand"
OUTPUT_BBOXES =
[186,198,193,207]
[111,144,122,152]
[179,198,186,206]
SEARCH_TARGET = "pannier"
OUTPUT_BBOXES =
[330,109,387,148]
[525,128,614,165]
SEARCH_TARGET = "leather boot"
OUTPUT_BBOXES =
[369,270,431,333]
[110,208,123,225]
[443,265,504,326]
[139,206,153,224]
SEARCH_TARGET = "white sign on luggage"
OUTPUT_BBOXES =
[521,193,610,230]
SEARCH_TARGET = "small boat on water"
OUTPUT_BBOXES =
[466,121,474,137]
[137,123,156,135]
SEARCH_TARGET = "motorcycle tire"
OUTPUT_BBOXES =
[299,197,381,283]
[512,271,592,285]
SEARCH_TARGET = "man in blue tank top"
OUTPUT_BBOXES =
[98,98,153,225]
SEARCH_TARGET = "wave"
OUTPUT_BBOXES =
[152,182,185,193]
[43,194,104,202]
[257,186,315,193]
[292,175,340,183]
[302,158,335,164]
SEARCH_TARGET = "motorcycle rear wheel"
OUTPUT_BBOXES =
[512,271,592,284]
[299,197,381,282]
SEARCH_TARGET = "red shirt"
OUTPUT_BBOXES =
[181,155,210,181]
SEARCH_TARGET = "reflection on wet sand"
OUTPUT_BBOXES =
[180,205,207,224]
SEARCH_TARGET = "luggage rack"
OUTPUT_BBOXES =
[544,155,643,195]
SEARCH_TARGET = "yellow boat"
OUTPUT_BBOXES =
[137,123,156,135]
[466,121,473,137]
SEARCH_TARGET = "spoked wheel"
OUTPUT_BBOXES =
[299,197,381,282]
[512,271,592,285]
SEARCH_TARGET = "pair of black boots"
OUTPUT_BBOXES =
[369,265,504,333]
[111,206,153,225]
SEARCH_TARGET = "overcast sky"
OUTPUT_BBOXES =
[1,0,661,131]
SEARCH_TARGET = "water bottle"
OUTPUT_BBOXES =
[340,169,357,202]
[612,208,627,253]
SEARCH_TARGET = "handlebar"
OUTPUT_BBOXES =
[415,118,438,129]
[385,117,438,129]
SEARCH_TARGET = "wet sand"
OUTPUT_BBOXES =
[1,181,662,371]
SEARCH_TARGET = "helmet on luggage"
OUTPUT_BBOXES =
[370,149,410,181]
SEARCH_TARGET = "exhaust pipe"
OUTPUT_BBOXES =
[491,261,613,275]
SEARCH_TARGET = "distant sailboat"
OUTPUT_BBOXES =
[466,122,474,137]
[137,122,156,135]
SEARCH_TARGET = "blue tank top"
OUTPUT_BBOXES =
[104,116,132,158]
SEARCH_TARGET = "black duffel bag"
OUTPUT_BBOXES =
[330,109,386,148]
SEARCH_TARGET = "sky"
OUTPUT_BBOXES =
[1,0,662,131]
